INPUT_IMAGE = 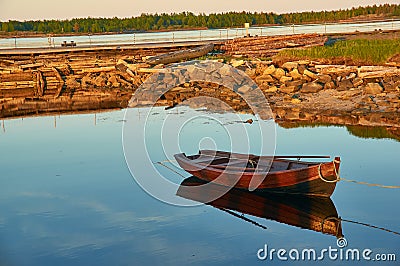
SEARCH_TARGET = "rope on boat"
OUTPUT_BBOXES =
[318,159,400,189]
[155,161,187,178]
[157,158,400,189]
[341,218,400,236]
[318,159,341,183]
[339,177,400,189]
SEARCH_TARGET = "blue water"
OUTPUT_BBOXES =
[0,108,399,265]
[0,19,399,49]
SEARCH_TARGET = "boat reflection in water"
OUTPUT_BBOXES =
[177,176,344,238]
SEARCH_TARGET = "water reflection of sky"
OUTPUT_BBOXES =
[0,109,399,265]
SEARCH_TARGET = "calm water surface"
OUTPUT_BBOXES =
[0,108,399,265]
[1,20,399,49]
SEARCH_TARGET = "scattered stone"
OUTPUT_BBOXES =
[280,76,293,83]
[324,81,336,90]
[256,74,275,83]
[297,64,307,74]
[300,82,323,93]
[281,62,298,71]
[383,80,400,92]
[337,79,353,91]
[279,85,297,93]
[231,59,245,67]
[303,69,318,80]
[291,98,302,104]
[386,93,399,100]
[245,68,256,77]
[263,86,278,93]
[316,74,332,84]
[263,65,276,75]
[272,68,286,80]
[365,83,383,94]
[352,78,364,87]
[289,69,302,80]
[302,75,313,82]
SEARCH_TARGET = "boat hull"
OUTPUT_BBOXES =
[174,151,340,197]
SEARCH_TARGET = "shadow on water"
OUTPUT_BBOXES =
[177,176,344,238]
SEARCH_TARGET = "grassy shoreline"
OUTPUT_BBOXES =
[277,38,400,65]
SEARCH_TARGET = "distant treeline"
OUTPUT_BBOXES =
[1,4,399,34]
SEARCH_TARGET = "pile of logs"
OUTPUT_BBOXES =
[0,47,176,117]
[0,47,181,100]
[221,34,328,58]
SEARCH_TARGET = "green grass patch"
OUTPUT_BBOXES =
[278,38,400,64]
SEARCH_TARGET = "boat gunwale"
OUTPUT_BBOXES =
[174,152,336,177]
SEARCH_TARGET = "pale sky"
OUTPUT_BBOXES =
[0,0,398,21]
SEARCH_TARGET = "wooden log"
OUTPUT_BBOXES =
[0,81,34,87]
[36,71,45,97]
[136,68,166,73]
[52,67,64,98]
[358,69,400,79]
[81,66,115,73]
[115,59,136,77]
[20,63,44,70]
[145,43,214,65]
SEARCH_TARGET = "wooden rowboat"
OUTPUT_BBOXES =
[177,176,343,238]
[174,150,340,197]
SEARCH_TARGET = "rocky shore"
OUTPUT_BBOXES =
[0,35,399,132]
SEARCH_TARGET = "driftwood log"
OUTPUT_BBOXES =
[145,43,214,65]
[222,34,327,57]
